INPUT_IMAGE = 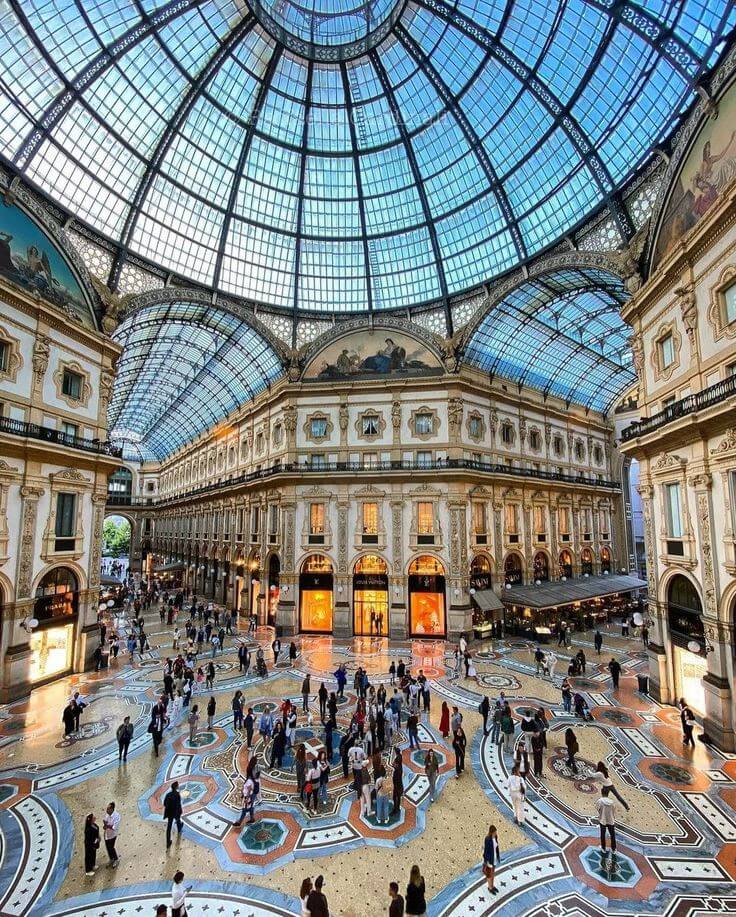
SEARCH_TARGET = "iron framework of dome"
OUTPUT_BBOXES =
[1,0,734,327]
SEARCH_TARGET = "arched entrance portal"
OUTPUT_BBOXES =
[299,554,334,633]
[533,551,549,583]
[408,555,446,637]
[504,553,523,586]
[353,555,389,636]
[581,547,594,575]
[32,567,78,684]
[600,547,612,574]
[667,574,706,713]
[559,550,573,579]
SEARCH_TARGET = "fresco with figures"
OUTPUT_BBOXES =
[304,328,442,381]
[654,80,736,264]
[0,200,94,326]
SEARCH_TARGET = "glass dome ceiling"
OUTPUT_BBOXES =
[1,0,732,319]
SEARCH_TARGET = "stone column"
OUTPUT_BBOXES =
[390,498,407,638]
[638,483,668,700]
[448,499,471,640]
[690,473,735,750]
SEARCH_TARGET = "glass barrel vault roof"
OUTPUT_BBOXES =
[0,0,733,314]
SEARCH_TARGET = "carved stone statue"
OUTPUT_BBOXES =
[90,276,134,334]
[675,285,698,345]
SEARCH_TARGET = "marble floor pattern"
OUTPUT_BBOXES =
[1,612,735,917]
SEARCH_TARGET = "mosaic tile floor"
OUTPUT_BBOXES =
[1,611,735,916]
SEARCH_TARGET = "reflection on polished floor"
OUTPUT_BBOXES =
[1,611,735,917]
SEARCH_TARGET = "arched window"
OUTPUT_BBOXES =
[559,550,573,579]
[581,547,593,575]
[408,556,446,636]
[504,553,523,585]
[533,552,549,582]
[667,574,704,648]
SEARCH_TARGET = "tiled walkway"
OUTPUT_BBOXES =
[1,613,735,916]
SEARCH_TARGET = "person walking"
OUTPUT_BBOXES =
[84,813,100,876]
[163,781,184,848]
[594,762,630,810]
[318,682,328,721]
[405,865,426,916]
[375,767,392,824]
[452,725,466,777]
[561,679,572,714]
[171,870,191,917]
[206,696,216,729]
[594,630,603,655]
[479,695,490,735]
[149,700,167,757]
[439,701,450,739]
[424,748,439,802]
[506,764,526,825]
[682,705,696,747]
[234,775,256,826]
[301,675,311,713]
[306,874,329,917]
[388,881,405,916]
[116,716,134,763]
[206,660,215,690]
[299,878,313,917]
[244,707,255,748]
[232,691,244,731]
[482,824,500,895]
[501,706,515,754]
[608,657,622,689]
[188,705,200,745]
[272,637,282,665]
[597,786,617,856]
[565,727,579,774]
[270,722,288,769]
[392,748,404,816]
[103,802,120,867]
[531,730,545,778]
[407,710,420,750]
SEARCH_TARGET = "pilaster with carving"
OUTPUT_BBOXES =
[89,493,107,589]
[16,486,44,599]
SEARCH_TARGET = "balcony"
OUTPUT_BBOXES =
[1,415,122,457]
[106,495,155,507]
[155,458,621,506]
[621,373,736,442]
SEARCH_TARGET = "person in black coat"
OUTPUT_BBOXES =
[84,812,100,875]
[392,748,404,815]
[149,701,167,757]
[62,702,77,736]
[163,780,184,848]
[270,722,287,768]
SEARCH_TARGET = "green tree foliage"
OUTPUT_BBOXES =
[103,517,131,557]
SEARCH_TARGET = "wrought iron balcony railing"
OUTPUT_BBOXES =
[0,415,123,457]
[621,374,736,442]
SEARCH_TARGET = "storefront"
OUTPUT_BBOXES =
[503,553,523,586]
[667,574,706,712]
[32,567,78,683]
[353,555,389,636]
[558,550,573,579]
[600,547,612,574]
[581,548,594,575]
[299,554,334,633]
[267,555,280,626]
[533,551,550,582]
[408,555,446,637]
[470,555,502,637]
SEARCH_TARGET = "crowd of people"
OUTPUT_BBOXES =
[73,581,664,915]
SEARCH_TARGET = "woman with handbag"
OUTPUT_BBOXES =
[482,824,500,895]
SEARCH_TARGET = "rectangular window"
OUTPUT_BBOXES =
[0,340,8,373]
[416,451,432,468]
[417,501,434,536]
[533,505,546,535]
[363,452,378,468]
[61,369,83,400]
[362,415,379,436]
[415,413,433,435]
[582,508,592,540]
[60,422,78,439]
[727,362,736,377]
[726,282,736,324]
[256,432,264,453]
[504,503,518,534]
[251,506,260,535]
[55,493,76,538]
[665,482,683,538]
[273,424,282,445]
[472,503,487,542]
[311,417,328,438]
[469,416,481,438]
[310,453,326,469]
[269,505,279,535]
[237,508,244,540]
[659,333,675,368]
[501,423,513,444]
[559,506,571,541]
[309,504,325,544]
[362,502,378,535]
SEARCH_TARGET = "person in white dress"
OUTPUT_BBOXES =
[506,764,526,825]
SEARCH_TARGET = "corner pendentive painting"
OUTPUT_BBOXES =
[654,81,736,264]
[0,200,94,327]
[304,329,443,381]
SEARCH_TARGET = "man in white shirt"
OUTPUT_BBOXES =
[506,765,526,825]
[348,742,366,800]
[597,786,617,855]
[103,801,121,867]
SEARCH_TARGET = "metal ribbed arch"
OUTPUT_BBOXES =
[109,299,285,459]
